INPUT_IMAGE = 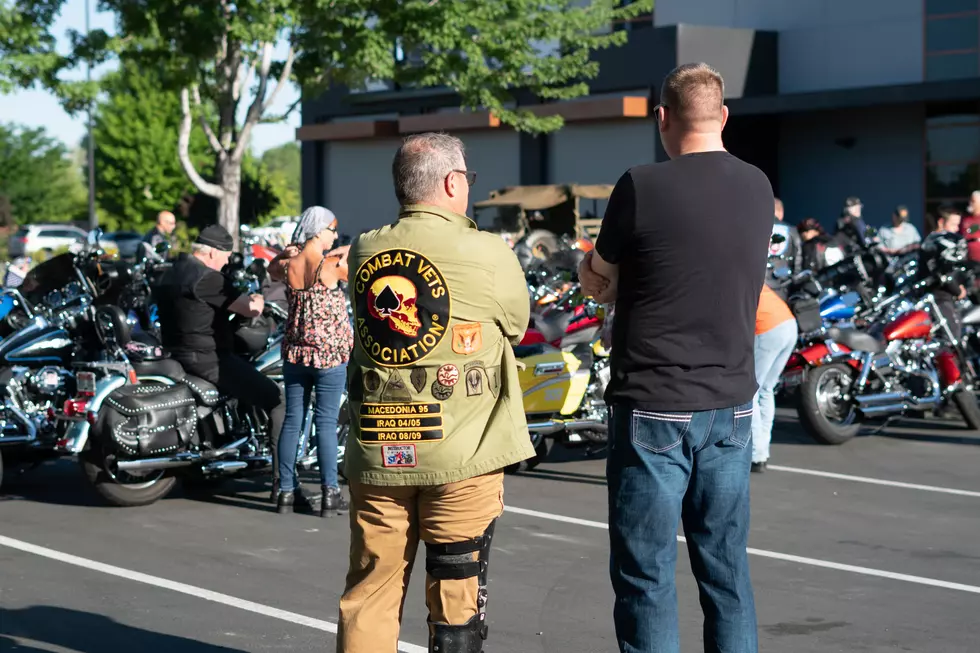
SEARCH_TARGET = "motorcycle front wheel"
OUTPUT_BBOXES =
[80,447,177,507]
[798,363,861,445]
[952,389,980,431]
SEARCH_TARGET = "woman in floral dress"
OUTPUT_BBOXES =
[270,206,353,516]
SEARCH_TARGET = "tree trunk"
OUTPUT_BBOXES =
[217,157,242,246]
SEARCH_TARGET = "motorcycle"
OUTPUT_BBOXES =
[792,278,980,444]
[0,233,151,486]
[70,252,349,507]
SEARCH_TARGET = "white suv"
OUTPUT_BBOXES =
[9,225,89,258]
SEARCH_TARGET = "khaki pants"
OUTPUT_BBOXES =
[337,472,504,653]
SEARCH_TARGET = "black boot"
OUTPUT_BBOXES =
[321,485,350,517]
[269,476,280,502]
[277,486,317,515]
[276,490,294,514]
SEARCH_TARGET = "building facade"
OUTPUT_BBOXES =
[300,0,980,234]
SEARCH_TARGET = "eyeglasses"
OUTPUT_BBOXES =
[452,170,477,187]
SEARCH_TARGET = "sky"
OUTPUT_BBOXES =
[0,0,299,154]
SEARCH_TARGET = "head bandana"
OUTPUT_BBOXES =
[290,206,338,246]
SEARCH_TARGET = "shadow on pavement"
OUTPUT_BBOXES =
[0,606,248,652]
[517,468,607,486]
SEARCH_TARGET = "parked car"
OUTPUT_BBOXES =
[247,216,297,247]
[8,225,88,258]
[100,231,144,259]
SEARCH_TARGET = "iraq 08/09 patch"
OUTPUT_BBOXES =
[354,249,451,367]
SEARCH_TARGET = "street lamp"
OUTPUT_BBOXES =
[85,0,96,230]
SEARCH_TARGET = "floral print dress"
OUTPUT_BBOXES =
[282,258,353,369]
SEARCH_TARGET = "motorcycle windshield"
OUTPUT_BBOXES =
[18,253,77,305]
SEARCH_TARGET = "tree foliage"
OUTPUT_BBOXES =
[0,123,87,226]
[260,142,300,218]
[94,60,213,231]
[0,0,652,236]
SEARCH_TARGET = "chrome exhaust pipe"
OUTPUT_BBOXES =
[857,392,908,407]
[116,453,200,471]
[528,419,607,434]
[203,460,248,473]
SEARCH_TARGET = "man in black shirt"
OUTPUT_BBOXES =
[156,225,285,494]
[580,63,770,653]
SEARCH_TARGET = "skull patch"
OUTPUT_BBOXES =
[353,248,451,367]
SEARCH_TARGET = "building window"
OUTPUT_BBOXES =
[925,103,980,219]
[614,0,653,32]
[925,0,980,81]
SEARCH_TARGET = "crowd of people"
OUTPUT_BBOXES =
[17,58,961,652]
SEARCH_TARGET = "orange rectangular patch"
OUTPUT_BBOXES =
[452,323,483,355]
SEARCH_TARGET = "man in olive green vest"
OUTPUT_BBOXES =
[338,132,535,653]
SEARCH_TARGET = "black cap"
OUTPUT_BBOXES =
[844,196,862,208]
[196,225,234,252]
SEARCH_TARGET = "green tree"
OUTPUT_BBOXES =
[0,0,651,241]
[0,123,86,226]
[261,142,300,218]
[94,60,213,231]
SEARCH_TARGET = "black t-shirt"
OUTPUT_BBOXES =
[596,151,774,411]
[155,255,242,359]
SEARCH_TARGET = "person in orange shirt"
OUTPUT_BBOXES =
[752,285,798,472]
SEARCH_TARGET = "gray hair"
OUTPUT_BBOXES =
[291,205,337,245]
[392,133,466,205]
[191,243,212,255]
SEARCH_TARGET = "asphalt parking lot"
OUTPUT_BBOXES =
[2,407,980,653]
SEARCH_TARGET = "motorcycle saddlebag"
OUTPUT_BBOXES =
[101,384,198,458]
[790,296,822,334]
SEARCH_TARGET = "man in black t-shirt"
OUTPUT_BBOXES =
[156,225,286,496]
[580,63,770,653]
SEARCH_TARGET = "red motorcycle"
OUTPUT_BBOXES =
[792,291,980,444]
[520,283,605,348]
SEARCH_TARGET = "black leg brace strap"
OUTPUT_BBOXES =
[425,519,497,621]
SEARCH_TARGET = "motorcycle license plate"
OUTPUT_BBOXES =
[76,372,96,395]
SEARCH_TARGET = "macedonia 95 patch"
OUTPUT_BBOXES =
[353,249,451,368]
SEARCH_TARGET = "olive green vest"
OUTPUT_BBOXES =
[344,205,535,486]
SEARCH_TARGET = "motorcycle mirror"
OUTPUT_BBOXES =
[155,241,171,256]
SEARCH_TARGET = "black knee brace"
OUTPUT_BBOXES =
[426,519,496,653]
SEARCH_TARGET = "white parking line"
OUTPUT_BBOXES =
[0,535,427,653]
[503,506,980,595]
[767,464,980,498]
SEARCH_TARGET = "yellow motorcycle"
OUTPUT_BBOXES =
[507,298,610,472]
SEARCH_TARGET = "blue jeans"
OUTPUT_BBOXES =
[278,361,347,492]
[607,404,758,653]
[752,319,798,463]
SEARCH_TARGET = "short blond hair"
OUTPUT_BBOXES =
[660,63,725,125]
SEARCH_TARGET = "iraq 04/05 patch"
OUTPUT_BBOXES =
[354,249,451,367]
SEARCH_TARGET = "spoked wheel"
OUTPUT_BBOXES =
[798,363,861,445]
[80,447,176,507]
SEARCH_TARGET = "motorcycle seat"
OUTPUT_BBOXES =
[132,358,186,380]
[533,312,573,344]
[181,375,223,406]
[827,327,882,353]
